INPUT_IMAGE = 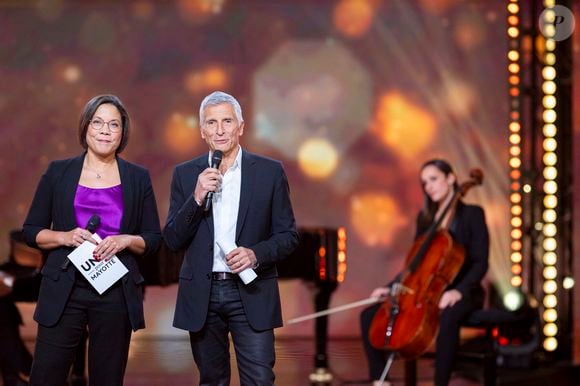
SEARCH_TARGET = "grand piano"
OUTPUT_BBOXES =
[3,227,347,384]
[277,227,347,383]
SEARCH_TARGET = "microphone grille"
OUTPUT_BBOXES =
[212,150,223,166]
[213,150,223,160]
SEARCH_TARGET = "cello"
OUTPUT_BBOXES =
[368,168,483,359]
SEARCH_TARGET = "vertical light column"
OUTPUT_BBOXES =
[540,0,558,352]
[337,227,347,283]
[507,0,523,288]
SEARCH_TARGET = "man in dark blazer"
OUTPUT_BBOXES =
[164,91,299,385]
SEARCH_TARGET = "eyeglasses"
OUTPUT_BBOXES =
[90,118,122,133]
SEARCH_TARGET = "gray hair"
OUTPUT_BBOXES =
[199,91,244,126]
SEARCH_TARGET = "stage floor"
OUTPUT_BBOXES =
[9,336,579,386]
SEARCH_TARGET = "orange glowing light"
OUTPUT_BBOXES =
[511,217,522,228]
[508,63,520,74]
[511,205,522,216]
[185,66,228,94]
[52,60,82,84]
[511,276,522,287]
[350,193,408,247]
[419,0,458,15]
[509,170,521,180]
[333,0,375,38]
[203,66,228,89]
[507,3,519,14]
[508,50,519,61]
[509,157,521,168]
[297,138,339,179]
[442,81,476,118]
[511,240,522,251]
[507,27,519,38]
[509,133,521,145]
[177,0,217,23]
[508,15,519,26]
[512,264,522,275]
[511,252,522,263]
[372,92,436,159]
[511,229,522,239]
[453,16,485,50]
[163,113,199,155]
[509,75,520,85]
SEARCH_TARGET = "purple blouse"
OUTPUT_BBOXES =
[74,185,123,238]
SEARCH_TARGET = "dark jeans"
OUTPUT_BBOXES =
[189,279,275,386]
[29,279,132,386]
[360,292,483,386]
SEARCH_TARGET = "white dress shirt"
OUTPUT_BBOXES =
[211,147,242,272]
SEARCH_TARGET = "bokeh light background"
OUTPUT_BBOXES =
[1,0,578,345]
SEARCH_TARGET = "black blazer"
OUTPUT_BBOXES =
[415,201,489,298]
[164,149,299,332]
[23,153,162,331]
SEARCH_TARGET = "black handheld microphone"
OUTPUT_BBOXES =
[61,214,101,270]
[203,150,223,212]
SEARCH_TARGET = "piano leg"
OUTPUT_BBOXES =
[308,281,337,384]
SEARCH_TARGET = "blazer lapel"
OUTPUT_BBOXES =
[118,157,132,233]
[236,151,255,241]
[62,154,85,228]
[61,154,84,280]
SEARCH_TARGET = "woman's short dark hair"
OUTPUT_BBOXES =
[78,94,130,154]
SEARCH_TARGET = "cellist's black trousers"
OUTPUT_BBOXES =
[360,292,484,386]
[434,292,482,386]
[360,303,389,380]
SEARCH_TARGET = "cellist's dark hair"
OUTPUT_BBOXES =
[418,159,459,228]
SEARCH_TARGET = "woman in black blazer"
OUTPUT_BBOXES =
[23,95,161,386]
[360,159,489,386]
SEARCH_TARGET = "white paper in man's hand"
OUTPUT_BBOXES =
[66,234,128,294]
[215,239,257,285]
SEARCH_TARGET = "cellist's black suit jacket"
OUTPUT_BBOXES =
[22,153,162,331]
[164,149,299,332]
[415,201,489,298]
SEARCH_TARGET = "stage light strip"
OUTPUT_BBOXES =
[337,227,347,283]
[506,0,523,289]
[540,0,558,353]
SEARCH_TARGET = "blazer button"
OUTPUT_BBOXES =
[206,273,211,280]
[209,245,213,251]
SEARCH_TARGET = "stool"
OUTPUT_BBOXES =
[404,308,523,386]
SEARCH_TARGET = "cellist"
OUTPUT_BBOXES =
[360,159,489,386]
